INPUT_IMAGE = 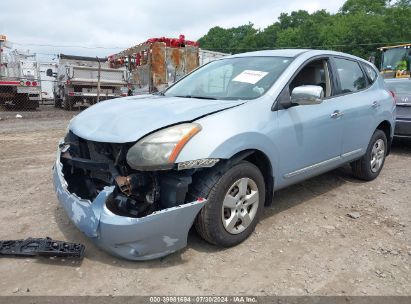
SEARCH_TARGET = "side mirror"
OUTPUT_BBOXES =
[46,69,58,77]
[291,85,324,106]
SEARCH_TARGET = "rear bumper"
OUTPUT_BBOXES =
[28,96,41,101]
[394,117,411,137]
[17,87,41,94]
[53,141,206,260]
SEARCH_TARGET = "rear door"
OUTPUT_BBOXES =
[330,57,380,160]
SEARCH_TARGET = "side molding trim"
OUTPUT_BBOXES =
[284,148,363,179]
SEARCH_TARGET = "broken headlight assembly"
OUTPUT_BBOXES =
[126,123,202,171]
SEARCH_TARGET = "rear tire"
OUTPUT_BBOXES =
[189,161,265,247]
[351,129,387,181]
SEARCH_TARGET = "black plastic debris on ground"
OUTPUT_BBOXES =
[0,237,85,259]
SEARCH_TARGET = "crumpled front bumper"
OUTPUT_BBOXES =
[52,142,206,260]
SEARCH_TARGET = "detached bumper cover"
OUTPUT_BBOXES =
[53,143,206,260]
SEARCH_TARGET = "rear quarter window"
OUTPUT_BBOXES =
[361,62,378,85]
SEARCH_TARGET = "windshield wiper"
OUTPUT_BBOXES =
[174,95,217,100]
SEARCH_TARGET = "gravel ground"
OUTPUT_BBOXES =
[0,107,410,296]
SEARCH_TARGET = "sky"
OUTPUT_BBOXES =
[0,0,346,61]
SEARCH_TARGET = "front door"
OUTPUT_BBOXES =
[273,57,344,188]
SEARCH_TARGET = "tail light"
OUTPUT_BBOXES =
[25,81,31,86]
[389,90,396,105]
[68,92,75,96]
[32,81,37,86]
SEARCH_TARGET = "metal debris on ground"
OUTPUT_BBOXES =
[347,212,362,219]
[0,237,85,259]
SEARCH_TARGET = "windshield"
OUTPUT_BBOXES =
[382,48,409,70]
[164,56,293,100]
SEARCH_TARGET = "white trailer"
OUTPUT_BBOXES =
[39,62,58,101]
[50,54,129,110]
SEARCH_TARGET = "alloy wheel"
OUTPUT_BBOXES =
[370,139,385,173]
[221,177,259,234]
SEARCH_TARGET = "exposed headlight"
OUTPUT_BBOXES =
[126,123,201,170]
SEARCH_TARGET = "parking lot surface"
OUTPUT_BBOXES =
[0,107,410,295]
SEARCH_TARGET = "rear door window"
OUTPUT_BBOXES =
[334,58,367,94]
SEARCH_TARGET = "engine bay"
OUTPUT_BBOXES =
[60,131,195,218]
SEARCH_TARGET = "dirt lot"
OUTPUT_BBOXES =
[0,107,410,296]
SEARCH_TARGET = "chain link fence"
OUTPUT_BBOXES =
[0,77,45,111]
[0,40,231,112]
[0,53,130,112]
[0,42,228,112]
[0,74,130,112]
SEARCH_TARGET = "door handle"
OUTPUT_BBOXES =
[371,101,380,108]
[330,110,344,119]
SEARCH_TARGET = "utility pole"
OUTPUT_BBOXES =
[96,56,101,103]
[0,34,6,78]
[0,39,3,78]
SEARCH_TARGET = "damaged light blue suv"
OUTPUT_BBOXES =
[53,49,396,260]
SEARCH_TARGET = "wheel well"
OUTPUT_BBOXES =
[189,149,275,206]
[376,121,392,155]
[235,150,274,206]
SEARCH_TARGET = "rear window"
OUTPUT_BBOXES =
[334,58,367,94]
[362,63,378,84]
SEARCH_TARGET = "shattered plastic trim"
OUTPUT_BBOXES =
[53,140,207,260]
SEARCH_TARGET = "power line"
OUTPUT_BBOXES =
[10,41,127,50]
[203,41,411,51]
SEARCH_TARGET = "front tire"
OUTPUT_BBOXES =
[351,129,387,181]
[190,161,265,247]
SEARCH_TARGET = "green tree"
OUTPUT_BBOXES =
[198,23,257,54]
[340,0,388,14]
[198,0,411,59]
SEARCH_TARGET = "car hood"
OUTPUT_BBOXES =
[69,95,243,143]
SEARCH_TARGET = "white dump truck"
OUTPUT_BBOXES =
[49,54,129,110]
[0,35,41,109]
